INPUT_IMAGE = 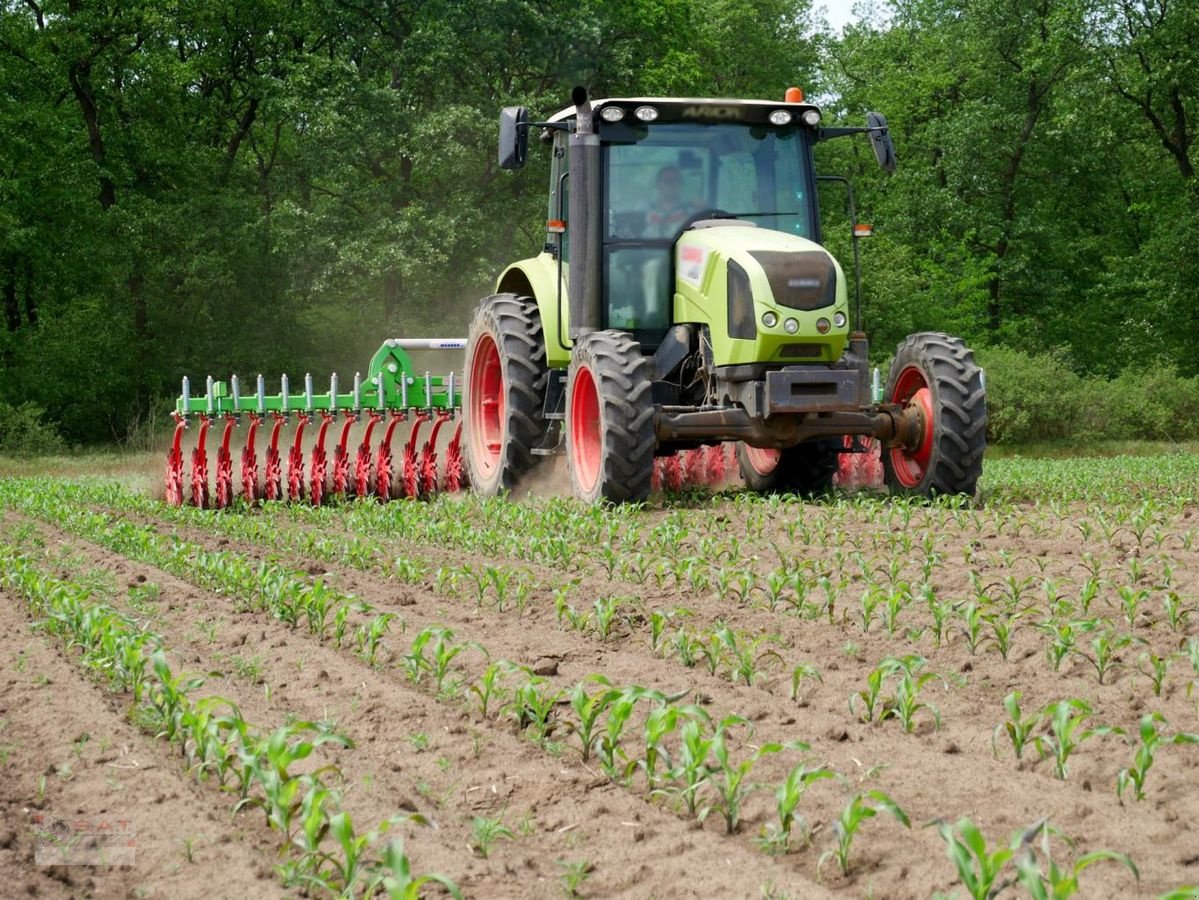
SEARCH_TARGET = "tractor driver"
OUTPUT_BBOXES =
[643,165,699,238]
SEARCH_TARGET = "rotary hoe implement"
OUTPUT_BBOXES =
[167,339,468,508]
[167,85,987,507]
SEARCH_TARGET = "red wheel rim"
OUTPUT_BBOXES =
[570,364,601,494]
[743,445,780,476]
[468,334,504,478]
[889,366,935,488]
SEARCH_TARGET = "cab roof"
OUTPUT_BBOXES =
[546,96,822,124]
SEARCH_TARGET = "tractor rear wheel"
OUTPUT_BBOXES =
[463,294,549,496]
[883,331,986,497]
[566,330,656,503]
[737,439,839,495]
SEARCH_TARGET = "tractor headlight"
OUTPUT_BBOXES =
[761,311,779,328]
[833,311,847,328]
[599,106,625,122]
[816,317,831,334]
[634,105,659,122]
[802,109,822,127]
[769,110,793,126]
[783,318,799,334]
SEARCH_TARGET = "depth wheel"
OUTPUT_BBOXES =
[737,439,839,495]
[566,330,655,503]
[463,293,549,496]
[883,331,987,497]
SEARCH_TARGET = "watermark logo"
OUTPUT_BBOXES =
[32,812,136,866]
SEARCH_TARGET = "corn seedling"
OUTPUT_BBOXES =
[992,691,1041,761]
[818,790,910,878]
[764,762,835,852]
[1116,713,1199,803]
[568,675,619,762]
[928,817,1018,900]
[789,663,822,703]
[470,816,515,858]
[1034,699,1122,780]
[1012,820,1138,899]
[366,839,464,900]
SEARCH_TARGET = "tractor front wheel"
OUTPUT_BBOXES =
[463,294,549,496]
[883,332,987,497]
[567,331,656,503]
[737,439,839,495]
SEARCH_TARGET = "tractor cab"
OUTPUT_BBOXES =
[540,98,824,350]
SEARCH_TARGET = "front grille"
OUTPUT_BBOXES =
[750,250,837,311]
[779,342,822,359]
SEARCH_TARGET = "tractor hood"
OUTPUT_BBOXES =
[673,224,850,367]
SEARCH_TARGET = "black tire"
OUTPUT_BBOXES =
[566,330,656,503]
[736,439,840,495]
[463,294,549,496]
[882,331,987,497]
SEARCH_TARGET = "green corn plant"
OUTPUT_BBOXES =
[1117,585,1150,627]
[1137,652,1171,697]
[471,660,519,720]
[767,762,835,851]
[1075,630,1139,685]
[928,817,1018,900]
[332,604,352,649]
[714,627,782,686]
[508,677,562,743]
[568,675,619,762]
[983,610,1023,661]
[1039,619,1097,672]
[880,585,908,636]
[672,628,702,668]
[470,816,515,859]
[1034,699,1123,780]
[1013,821,1138,899]
[850,662,889,723]
[639,703,707,792]
[958,601,986,655]
[366,839,464,900]
[789,663,822,703]
[357,612,398,666]
[1162,592,1193,632]
[818,790,910,878]
[927,591,954,648]
[653,716,713,817]
[858,586,883,633]
[885,667,942,733]
[593,596,624,640]
[594,686,663,783]
[146,650,206,743]
[1117,713,1199,803]
[697,716,791,835]
[992,691,1042,760]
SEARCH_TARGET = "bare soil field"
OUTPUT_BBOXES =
[1,453,1198,898]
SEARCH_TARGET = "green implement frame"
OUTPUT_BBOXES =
[174,338,465,417]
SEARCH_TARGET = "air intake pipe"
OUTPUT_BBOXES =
[568,86,602,339]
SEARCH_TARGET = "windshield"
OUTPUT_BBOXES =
[603,121,816,240]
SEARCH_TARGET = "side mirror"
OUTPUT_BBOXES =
[498,106,529,170]
[866,112,897,173]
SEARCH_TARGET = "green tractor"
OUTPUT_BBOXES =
[464,87,987,502]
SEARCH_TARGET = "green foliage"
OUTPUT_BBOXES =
[0,402,65,456]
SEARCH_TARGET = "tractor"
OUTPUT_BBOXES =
[463,87,986,502]
[166,87,986,507]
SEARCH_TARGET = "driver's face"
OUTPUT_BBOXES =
[657,171,682,205]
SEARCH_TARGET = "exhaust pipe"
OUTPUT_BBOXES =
[568,86,601,339]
